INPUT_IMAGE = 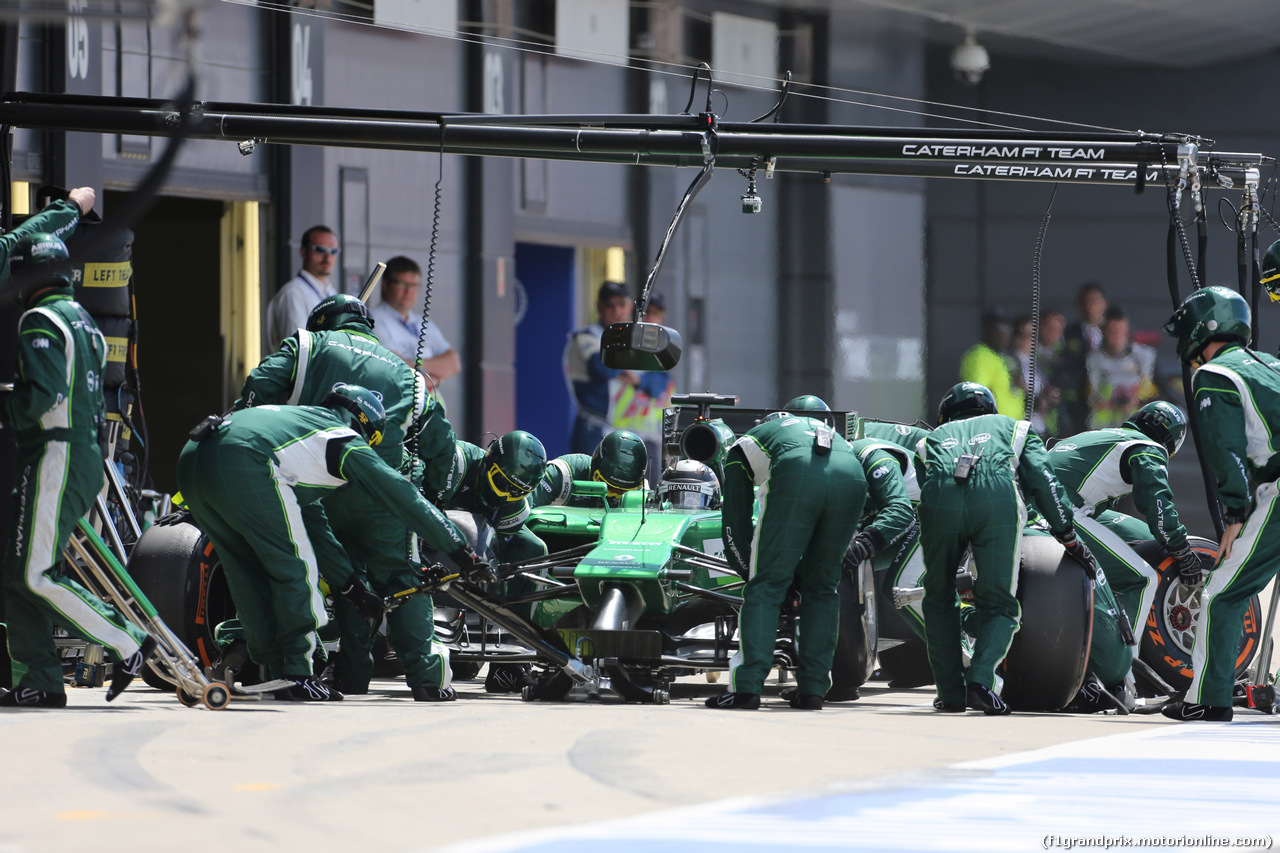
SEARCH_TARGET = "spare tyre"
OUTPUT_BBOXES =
[1002,533,1093,711]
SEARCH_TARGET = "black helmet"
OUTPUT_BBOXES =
[1123,401,1188,456]
[937,382,997,424]
[1162,286,1251,363]
[10,231,72,303]
[307,293,374,332]
[658,460,721,510]
[591,429,648,495]
[1262,238,1280,302]
[321,383,386,446]
[482,430,547,502]
[784,395,830,412]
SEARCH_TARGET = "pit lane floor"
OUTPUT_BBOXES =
[0,674,1275,853]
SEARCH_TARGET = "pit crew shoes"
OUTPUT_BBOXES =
[966,683,1011,716]
[704,691,761,710]
[411,685,457,702]
[485,663,535,694]
[274,677,344,701]
[0,687,68,708]
[1161,701,1233,722]
[933,697,965,713]
[107,636,157,702]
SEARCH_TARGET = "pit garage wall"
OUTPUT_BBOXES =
[923,48,1280,533]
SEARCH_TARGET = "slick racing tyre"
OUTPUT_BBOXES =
[830,557,878,699]
[1002,534,1093,711]
[128,513,235,681]
[1130,537,1263,692]
[872,567,933,688]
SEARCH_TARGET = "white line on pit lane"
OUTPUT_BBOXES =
[433,720,1280,853]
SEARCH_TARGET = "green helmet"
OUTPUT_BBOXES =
[1162,285,1251,363]
[590,429,648,495]
[321,383,386,446]
[10,232,72,302]
[482,430,547,502]
[1262,238,1280,302]
[784,395,830,412]
[937,382,997,424]
[1123,401,1187,456]
[307,293,374,333]
[761,411,792,424]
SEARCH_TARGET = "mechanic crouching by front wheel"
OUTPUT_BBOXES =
[1160,286,1280,722]
[177,385,481,702]
[429,430,548,693]
[530,429,647,508]
[920,383,1096,716]
[708,411,868,711]
[1,224,155,708]
[1045,400,1193,657]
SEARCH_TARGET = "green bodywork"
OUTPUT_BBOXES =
[524,484,741,632]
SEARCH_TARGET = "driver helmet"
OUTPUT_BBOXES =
[590,429,648,496]
[658,459,721,510]
[482,430,547,503]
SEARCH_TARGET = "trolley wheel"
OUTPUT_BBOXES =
[652,689,670,705]
[177,687,200,707]
[705,670,720,683]
[521,685,537,702]
[202,682,231,711]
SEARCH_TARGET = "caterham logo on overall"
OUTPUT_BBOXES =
[970,433,991,445]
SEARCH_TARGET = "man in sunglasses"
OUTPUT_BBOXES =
[263,225,340,354]
[370,255,460,412]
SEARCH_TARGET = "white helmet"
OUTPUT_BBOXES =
[658,460,721,510]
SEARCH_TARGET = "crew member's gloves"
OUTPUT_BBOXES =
[1056,530,1098,580]
[338,577,385,621]
[450,548,496,585]
[846,532,878,568]
[1168,542,1202,586]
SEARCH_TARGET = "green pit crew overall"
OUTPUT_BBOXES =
[919,414,1075,706]
[722,416,867,697]
[1185,344,1280,707]
[177,405,466,680]
[3,287,148,693]
[530,454,595,508]
[1047,428,1187,659]
[239,326,457,693]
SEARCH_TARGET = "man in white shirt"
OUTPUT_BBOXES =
[263,225,340,353]
[370,255,460,409]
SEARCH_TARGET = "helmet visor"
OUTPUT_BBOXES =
[487,463,531,501]
[661,481,716,509]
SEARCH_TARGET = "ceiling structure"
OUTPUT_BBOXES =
[825,0,1280,68]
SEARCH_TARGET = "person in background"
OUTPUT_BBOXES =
[564,281,669,455]
[613,291,675,484]
[370,255,460,412]
[263,225,339,354]
[1037,308,1068,438]
[1086,306,1157,429]
[959,310,1023,418]
[1059,282,1107,435]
